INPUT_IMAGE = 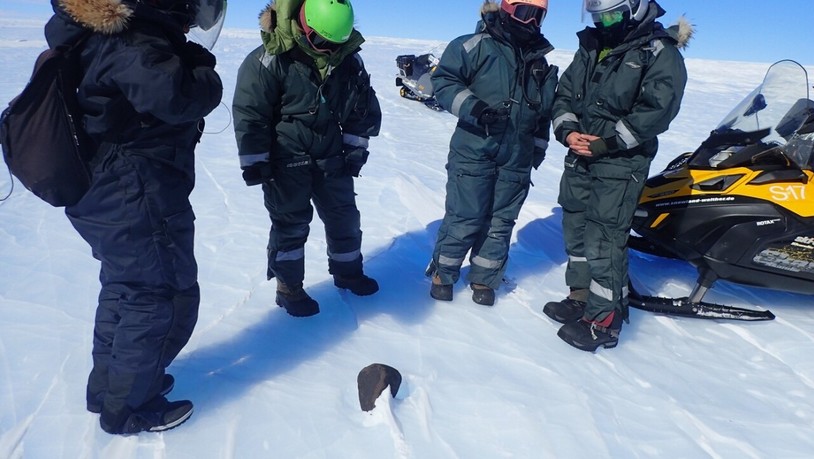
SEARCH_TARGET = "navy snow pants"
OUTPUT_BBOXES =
[66,145,199,429]
[261,159,364,287]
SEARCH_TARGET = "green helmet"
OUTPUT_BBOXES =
[302,0,354,44]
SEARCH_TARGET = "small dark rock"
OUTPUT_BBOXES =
[357,363,402,411]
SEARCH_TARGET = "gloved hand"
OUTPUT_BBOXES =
[344,144,370,177]
[182,41,217,68]
[533,147,546,169]
[241,162,273,186]
[588,137,619,157]
[478,106,510,126]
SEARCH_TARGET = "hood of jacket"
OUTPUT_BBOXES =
[258,0,365,80]
[53,0,132,34]
[45,0,131,47]
[46,0,190,47]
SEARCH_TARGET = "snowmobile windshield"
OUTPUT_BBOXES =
[714,60,811,146]
[783,118,814,170]
[690,60,813,170]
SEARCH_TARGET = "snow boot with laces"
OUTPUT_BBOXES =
[557,310,623,352]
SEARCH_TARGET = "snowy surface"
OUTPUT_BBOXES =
[2,21,814,459]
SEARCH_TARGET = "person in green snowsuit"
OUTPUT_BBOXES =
[544,0,692,351]
[232,0,381,317]
[426,0,558,307]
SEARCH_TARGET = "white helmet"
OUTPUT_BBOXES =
[583,0,649,25]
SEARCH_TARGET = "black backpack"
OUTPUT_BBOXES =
[0,35,94,207]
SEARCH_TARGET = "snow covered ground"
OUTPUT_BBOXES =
[2,19,814,459]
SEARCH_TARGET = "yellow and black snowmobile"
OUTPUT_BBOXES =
[629,60,814,321]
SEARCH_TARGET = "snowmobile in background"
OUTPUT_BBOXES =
[395,53,444,111]
[629,59,814,321]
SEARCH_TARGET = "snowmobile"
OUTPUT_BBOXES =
[629,59,814,321]
[395,53,444,111]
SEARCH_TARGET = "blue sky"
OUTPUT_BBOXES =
[2,0,812,65]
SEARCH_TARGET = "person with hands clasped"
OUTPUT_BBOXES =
[544,0,691,351]
[232,0,382,318]
[45,0,225,434]
[425,0,558,307]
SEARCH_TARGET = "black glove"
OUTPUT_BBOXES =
[343,144,370,177]
[241,162,273,186]
[533,147,546,169]
[478,107,510,126]
[588,137,619,157]
[182,41,216,68]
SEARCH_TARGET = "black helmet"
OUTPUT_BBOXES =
[143,0,225,31]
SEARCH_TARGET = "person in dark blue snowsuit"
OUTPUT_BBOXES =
[45,0,224,434]
[426,0,558,306]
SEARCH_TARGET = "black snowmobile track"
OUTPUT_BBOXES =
[628,291,775,321]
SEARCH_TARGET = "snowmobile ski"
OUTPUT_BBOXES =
[628,289,775,321]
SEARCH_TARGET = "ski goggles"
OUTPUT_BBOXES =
[298,8,343,55]
[503,4,547,27]
[594,9,625,27]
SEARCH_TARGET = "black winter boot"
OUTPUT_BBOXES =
[101,396,193,435]
[334,274,379,296]
[557,310,623,352]
[543,288,588,323]
[276,281,320,317]
[470,283,495,306]
[543,299,586,323]
[87,374,175,414]
[430,274,453,301]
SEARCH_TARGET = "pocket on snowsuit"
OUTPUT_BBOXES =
[492,168,531,222]
[447,163,497,220]
[152,206,197,290]
[587,162,647,229]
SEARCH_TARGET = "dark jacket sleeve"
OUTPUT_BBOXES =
[99,35,222,126]
[617,41,687,150]
[431,35,490,128]
[551,50,582,148]
[340,54,382,143]
[232,46,280,169]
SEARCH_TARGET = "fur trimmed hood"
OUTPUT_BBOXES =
[672,16,694,50]
[58,0,133,34]
[259,2,277,34]
[481,0,500,16]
